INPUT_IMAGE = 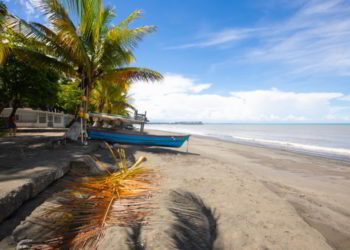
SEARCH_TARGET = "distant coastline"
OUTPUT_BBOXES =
[150,121,203,125]
[149,122,350,125]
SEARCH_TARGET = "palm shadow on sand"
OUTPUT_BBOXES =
[126,190,219,250]
[167,190,219,250]
[127,223,145,250]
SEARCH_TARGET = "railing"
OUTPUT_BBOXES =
[134,111,148,122]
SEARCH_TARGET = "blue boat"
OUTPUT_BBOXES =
[88,128,190,148]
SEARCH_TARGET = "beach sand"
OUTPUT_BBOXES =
[1,131,350,249]
[119,130,350,250]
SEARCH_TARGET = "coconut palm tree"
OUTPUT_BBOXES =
[0,0,162,138]
[90,79,130,115]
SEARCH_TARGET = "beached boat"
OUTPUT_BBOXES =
[88,128,190,147]
[87,112,190,148]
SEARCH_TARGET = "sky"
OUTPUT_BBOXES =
[4,0,350,122]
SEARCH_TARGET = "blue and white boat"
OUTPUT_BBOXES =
[87,112,190,148]
[88,128,190,148]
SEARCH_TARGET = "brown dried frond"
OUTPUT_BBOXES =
[30,146,159,249]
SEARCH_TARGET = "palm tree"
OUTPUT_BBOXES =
[0,0,162,139]
[90,79,130,115]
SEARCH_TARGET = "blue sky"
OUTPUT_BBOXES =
[4,0,350,122]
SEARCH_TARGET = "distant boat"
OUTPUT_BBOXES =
[88,128,190,148]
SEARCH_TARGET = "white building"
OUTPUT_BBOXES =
[0,108,74,128]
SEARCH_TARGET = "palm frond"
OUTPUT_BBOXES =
[119,10,143,28]
[9,47,76,76]
[30,147,159,249]
[0,1,6,14]
[62,0,105,50]
[100,6,116,31]
[38,0,90,69]
[101,67,163,83]
[98,42,135,69]
[106,25,157,50]
[80,0,103,43]
[90,79,131,114]
[5,26,61,58]
[0,1,7,27]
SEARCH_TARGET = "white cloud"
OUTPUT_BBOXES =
[130,74,350,122]
[338,95,350,101]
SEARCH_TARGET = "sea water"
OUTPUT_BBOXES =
[148,124,350,161]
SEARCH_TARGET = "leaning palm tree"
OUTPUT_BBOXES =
[0,0,162,138]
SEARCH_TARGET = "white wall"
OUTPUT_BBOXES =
[0,108,71,128]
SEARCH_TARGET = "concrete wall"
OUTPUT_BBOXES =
[0,108,74,128]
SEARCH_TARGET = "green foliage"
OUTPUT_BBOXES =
[57,81,83,114]
[90,80,130,115]
[0,56,60,113]
[0,1,6,25]
[0,0,162,93]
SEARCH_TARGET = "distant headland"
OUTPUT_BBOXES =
[150,121,203,125]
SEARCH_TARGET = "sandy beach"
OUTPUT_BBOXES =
[1,0,350,249]
[1,131,350,249]
[123,130,350,250]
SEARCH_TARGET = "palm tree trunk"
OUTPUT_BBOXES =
[0,104,5,116]
[81,80,92,144]
[98,100,105,113]
[9,98,20,118]
[9,106,18,118]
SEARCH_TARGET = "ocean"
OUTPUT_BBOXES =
[148,124,350,161]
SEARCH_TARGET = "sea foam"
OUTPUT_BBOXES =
[148,124,350,161]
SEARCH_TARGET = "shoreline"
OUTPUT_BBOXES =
[193,133,350,163]
[147,127,350,163]
[144,129,350,249]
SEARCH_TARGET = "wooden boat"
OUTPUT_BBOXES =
[87,128,190,148]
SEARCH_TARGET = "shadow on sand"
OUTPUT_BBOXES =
[125,190,219,250]
[167,190,219,250]
[125,145,200,157]
[127,223,145,250]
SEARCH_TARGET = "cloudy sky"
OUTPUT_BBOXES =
[4,0,350,122]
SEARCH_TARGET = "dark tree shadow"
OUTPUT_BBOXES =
[123,145,200,158]
[168,190,219,250]
[135,147,200,156]
[0,176,67,240]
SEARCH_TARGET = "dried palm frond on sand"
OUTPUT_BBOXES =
[29,144,159,249]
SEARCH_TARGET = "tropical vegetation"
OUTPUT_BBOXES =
[0,0,162,120]
[0,55,60,117]
[90,80,131,115]
[57,80,84,115]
